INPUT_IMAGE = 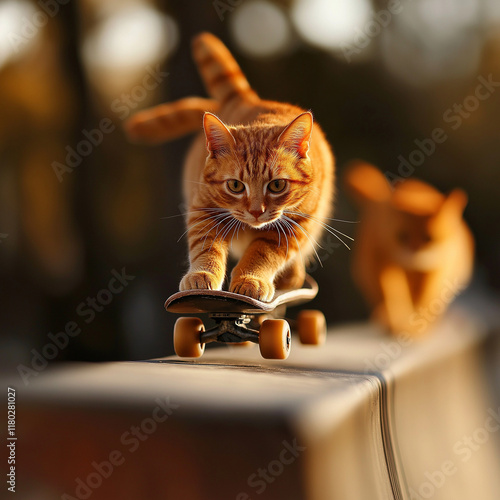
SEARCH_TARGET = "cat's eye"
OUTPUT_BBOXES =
[227,179,245,194]
[268,179,287,193]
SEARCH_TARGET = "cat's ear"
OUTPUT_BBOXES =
[278,112,313,158]
[344,160,391,205]
[203,112,235,156]
[441,189,468,215]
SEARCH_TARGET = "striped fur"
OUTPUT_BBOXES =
[125,97,218,144]
[127,33,335,300]
[191,32,258,104]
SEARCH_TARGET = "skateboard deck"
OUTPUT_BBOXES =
[164,274,319,315]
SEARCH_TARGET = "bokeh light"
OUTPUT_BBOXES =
[81,3,178,102]
[230,0,291,58]
[0,0,39,69]
[485,0,500,24]
[82,4,178,70]
[380,0,482,86]
[291,0,372,51]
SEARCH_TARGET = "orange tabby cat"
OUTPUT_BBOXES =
[344,161,474,335]
[126,33,334,301]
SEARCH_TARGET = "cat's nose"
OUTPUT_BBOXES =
[249,208,265,219]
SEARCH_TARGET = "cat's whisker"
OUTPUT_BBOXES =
[284,211,353,249]
[189,212,229,240]
[322,217,358,224]
[269,221,282,248]
[282,216,323,267]
[281,218,303,265]
[177,215,217,242]
[282,215,324,250]
[214,215,234,236]
[197,214,231,249]
[225,219,240,243]
[202,216,232,250]
[278,220,290,256]
[322,227,351,249]
[316,221,354,242]
[197,220,226,247]
[283,217,322,266]
[285,210,358,225]
[196,214,232,236]
[163,207,226,220]
[277,219,289,258]
[314,223,351,250]
[220,218,238,241]
[274,221,281,248]
[286,210,352,250]
[230,221,242,250]
[176,209,230,242]
[210,217,238,251]
[217,217,241,246]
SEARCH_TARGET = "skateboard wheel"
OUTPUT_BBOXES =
[297,310,326,345]
[259,319,291,360]
[174,317,205,358]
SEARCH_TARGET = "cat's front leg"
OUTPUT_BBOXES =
[230,237,288,301]
[375,265,414,334]
[179,223,229,291]
[274,259,306,291]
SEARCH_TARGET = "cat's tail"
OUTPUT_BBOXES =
[125,33,256,143]
[344,160,392,205]
[192,32,258,105]
[125,97,218,144]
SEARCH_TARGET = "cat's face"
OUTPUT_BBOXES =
[392,213,435,252]
[389,211,457,270]
[203,147,312,229]
[386,181,466,251]
[201,112,313,229]
[387,189,467,270]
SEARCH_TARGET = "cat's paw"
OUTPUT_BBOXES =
[180,271,220,291]
[230,276,275,302]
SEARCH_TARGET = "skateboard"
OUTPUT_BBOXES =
[164,274,326,360]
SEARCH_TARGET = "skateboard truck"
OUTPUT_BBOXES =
[165,274,326,360]
[201,314,260,344]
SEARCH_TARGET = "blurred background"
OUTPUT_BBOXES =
[1,0,499,367]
